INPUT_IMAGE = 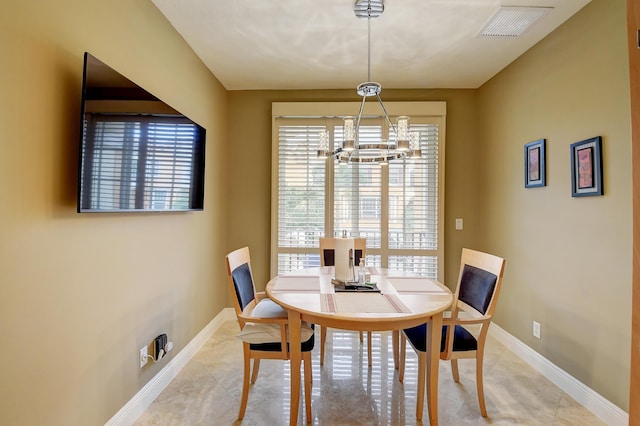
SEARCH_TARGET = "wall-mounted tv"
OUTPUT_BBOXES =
[77,52,206,213]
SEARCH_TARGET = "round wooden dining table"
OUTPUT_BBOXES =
[266,266,453,426]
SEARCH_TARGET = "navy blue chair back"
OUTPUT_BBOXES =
[232,262,255,311]
[458,264,498,315]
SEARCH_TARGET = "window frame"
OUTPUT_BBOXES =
[271,101,446,280]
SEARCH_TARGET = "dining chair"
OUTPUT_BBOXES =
[398,248,506,417]
[226,246,315,421]
[318,237,373,366]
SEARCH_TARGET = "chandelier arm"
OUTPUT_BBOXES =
[355,91,368,143]
[375,92,398,140]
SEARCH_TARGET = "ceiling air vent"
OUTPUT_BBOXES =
[478,6,553,37]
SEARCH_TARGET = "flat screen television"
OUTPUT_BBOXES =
[77,52,206,213]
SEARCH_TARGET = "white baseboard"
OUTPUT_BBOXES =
[105,308,236,426]
[489,323,628,426]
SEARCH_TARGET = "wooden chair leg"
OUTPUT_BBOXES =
[398,333,406,382]
[238,347,251,420]
[476,353,487,417]
[250,358,261,384]
[450,358,460,383]
[367,332,372,367]
[303,352,313,423]
[392,330,399,369]
[416,351,427,421]
[320,326,327,366]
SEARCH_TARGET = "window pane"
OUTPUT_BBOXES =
[364,254,381,267]
[334,125,382,247]
[388,124,439,250]
[278,253,321,274]
[278,125,326,248]
[388,255,438,278]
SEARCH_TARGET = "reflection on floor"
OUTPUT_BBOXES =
[134,321,604,425]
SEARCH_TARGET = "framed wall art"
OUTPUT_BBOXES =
[524,139,546,188]
[570,136,603,197]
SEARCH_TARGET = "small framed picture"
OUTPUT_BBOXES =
[524,139,546,188]
[570,136,603,197]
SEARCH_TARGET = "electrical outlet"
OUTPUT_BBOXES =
[139,346,148,368]
[533,321,541,339]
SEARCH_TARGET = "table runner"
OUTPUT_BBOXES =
[272,276,320,292]
[321,293,410,313]
[388,277,445,293]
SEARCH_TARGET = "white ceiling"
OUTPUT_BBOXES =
[151,0,591,91]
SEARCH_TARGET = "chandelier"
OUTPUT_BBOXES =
[317,0,421,164]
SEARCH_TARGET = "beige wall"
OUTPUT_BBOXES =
[227,89,482,293]
[477,0,631,410]
[0,0,630,422]
[0,1,228,424]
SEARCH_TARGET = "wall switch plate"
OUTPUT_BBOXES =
[139,346,148,368]
[533,321,541,339]
[455,218,463,230]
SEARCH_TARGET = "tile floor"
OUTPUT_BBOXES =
[133,321,604,425]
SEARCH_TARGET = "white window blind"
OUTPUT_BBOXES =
[387,123,440,276]
[276,123,326,272]
[272,102,445,279]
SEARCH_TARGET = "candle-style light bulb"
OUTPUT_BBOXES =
[343,116,355,152]
[317,129,330,159]
[397,116,410,152]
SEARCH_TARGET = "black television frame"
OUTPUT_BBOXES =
[77,52,206,213]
